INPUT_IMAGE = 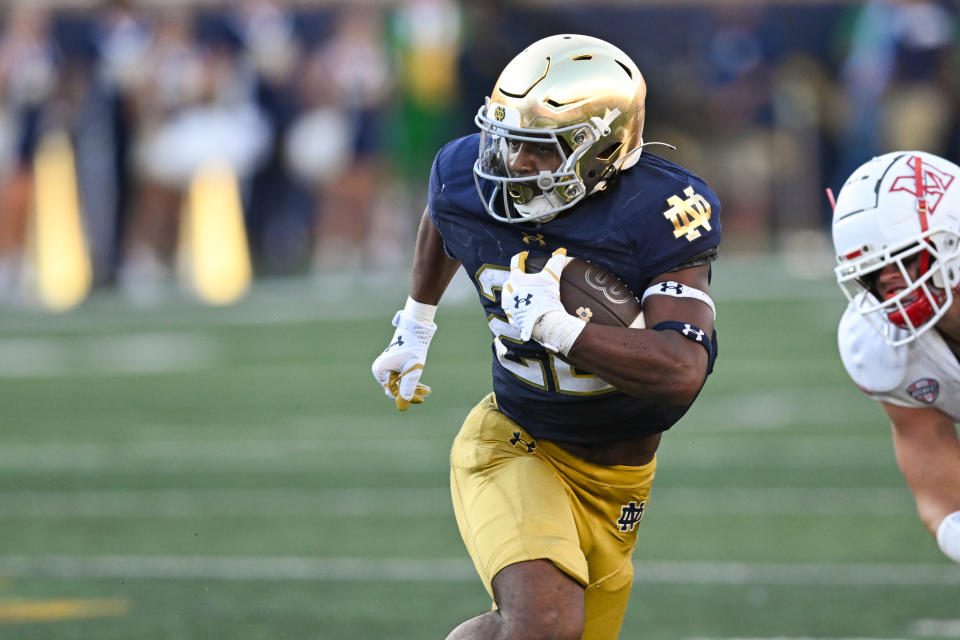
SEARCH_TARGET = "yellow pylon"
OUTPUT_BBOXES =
[178,162,252,306]
[26,130,93,312]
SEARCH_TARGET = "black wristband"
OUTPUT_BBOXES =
[652,320,713,357]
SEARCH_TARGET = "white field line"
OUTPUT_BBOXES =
[683,391,877,431]
[0,440,442,472]
[0,557,956,586]
[0,487,912,518]
[0,435,892,471]
[0,488,450,517]
[910,619,960,638]
[654,487,913,514]
[0,334,216,377]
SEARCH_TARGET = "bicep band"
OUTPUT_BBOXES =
[641,281,716,320]
[652,321,713,357]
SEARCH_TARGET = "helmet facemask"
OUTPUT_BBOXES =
[474,101,622,223]
[832,151,960,346]
[837,230,960,346]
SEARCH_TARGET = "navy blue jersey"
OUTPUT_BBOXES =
[428,133,721,444]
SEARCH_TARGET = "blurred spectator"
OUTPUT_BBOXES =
[91,0,150,285]
[834,0,958,185]
[375,0,462,269]
[387,0,461,180]
[0,0,956,308]
[119,8,270,303]
[691,6,779,251]
[53,7,130,290]
[0,5,56,302]
[286,6,392,274]
[454,1,516,137]
[232,0,312,275]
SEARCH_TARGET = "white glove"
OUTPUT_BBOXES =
[372,309,436,411]
[501,249,571,342]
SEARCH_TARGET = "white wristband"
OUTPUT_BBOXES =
[936,510,960,564]
[532,310,587,356]
[404,296,438,323]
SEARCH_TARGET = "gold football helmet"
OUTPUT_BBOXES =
[474,34,647,224]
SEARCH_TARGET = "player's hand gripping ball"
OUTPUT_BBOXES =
[522,253,644,328]
[371,310,436,411]
[501,249,571,342]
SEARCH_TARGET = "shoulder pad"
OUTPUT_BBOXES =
[837,301,907,393]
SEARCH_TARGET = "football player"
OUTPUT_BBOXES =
[372,34,721,640]
[833,151,960,566]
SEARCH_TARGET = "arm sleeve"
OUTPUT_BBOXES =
[426,146,456,259]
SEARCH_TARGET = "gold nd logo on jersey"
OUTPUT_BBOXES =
[663,187,712,241]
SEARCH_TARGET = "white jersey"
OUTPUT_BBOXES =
[838,296,960,420]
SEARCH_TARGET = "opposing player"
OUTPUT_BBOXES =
[372,35,721,639]
[833,150,960,565]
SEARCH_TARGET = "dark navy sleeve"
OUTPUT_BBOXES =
[427,134,486,261]
[427,144,454,258]
[634,174,722,279]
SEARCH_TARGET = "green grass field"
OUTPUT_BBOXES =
[0,255,958,639]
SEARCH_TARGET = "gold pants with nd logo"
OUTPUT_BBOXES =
[450,393,657,640]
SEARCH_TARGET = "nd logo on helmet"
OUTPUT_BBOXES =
[494,105,506,122]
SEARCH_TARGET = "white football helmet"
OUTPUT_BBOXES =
[473,34,646,224]
[832,151,960,346]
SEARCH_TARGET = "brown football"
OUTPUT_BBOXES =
[525,254,644,328]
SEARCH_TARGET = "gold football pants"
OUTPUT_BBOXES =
[450,393,657,640]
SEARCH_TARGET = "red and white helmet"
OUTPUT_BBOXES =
[832,151,960,346]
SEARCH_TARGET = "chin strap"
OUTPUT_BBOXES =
[625,140,677,164]
[601,140,677,190]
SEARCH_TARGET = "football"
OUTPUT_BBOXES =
[525,254,644,328]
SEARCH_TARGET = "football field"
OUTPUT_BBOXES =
[0,255,958,639]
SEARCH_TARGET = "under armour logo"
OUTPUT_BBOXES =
[681,324,704,341]
[617,501,646,532]
[509,431,536,453]
[387,336,404,350]
[514,294,533,308]
[660,282,683,294]
[522,232,546,247]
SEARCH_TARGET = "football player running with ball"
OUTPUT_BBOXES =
[833,151,960,566]
[372,35,721,640]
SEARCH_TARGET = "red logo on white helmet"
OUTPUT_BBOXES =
[889,156,955,214]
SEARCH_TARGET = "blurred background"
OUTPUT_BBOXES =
[1,0,958,306]
[0,0,959,638]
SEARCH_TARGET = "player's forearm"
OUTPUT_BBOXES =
[891,416,960,536]
[566,325,709,404]
[906,460,960,538]
[410,208,461,305]
[912,470,960,565]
